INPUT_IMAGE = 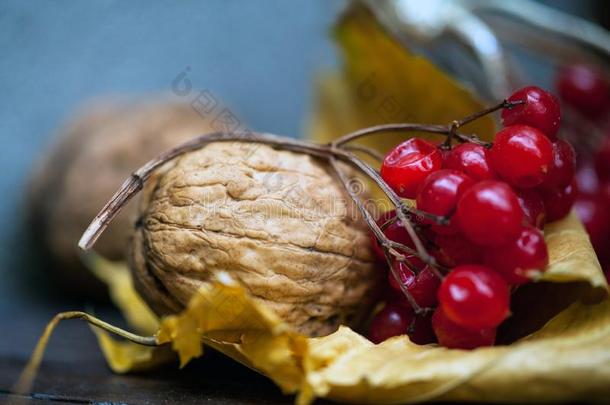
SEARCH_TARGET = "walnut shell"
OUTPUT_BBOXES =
[130,142,379,336]
[27,99,216,293]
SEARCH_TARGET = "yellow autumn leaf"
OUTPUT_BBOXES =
[87,212,608,403]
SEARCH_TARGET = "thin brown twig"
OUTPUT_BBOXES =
[329,100,521,149]
[335,149,440,267]
[328,156,423,312]
[332,123,450,147]
[13,311,158,395]
[455,99,524,128]
[79,132,333,250]
[343,144,385,161]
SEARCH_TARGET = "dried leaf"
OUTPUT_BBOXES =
[308,5,495,153]
[89,210,608,403]
[542,213,607,291]
[298,299,610,404]
[156,272,307,392]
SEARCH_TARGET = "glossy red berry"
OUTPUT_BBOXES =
[502,86,561,139]
[541,139,576,189]
[389,263,440,308]
[574,194,610,255]
[434,233,482,268]
[431,307,496,349]
[443,143,496,181]
[540,179,578,222]
[515,188,546,229]
[416,169,474,234]
[456,180,523,247]
[483,226,549,285]
[438,265,510,330]
[371,210,415,261]
[381,138,443,199]
[491,125,553,188]
[556,63,610,118]
[594,135,610,182]
[368,302,413,344]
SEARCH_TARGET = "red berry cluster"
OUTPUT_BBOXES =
[557,63,610,281]
[369,86,577,349]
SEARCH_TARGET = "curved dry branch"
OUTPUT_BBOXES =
[343,144,385,161]
[79,99,510,305]
[79,131,332,250]
[14,311,157,395]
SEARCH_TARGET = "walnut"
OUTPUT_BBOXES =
[130,142,379,336]
[28,99,216,293]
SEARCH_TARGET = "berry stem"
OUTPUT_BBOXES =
[454,132,494,148]
[328,156,425,312]
[331,123,449,147]
[337,149,439,267]
[344,144,385,161]
[385,248,425,314]
[456,99,525,128]
[441,120,460,150]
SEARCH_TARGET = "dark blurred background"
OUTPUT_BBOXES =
[0,1,607,404]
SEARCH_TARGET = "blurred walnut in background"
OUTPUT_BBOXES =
[27,98,216,297]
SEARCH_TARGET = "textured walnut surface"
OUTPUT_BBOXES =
[28,99,216,291]
[131,142,379,336]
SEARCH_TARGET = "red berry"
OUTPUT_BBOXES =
[443,143,496,181]
[434,233,482,267]
[416,169,474,234]
[431,307,496,349]
[556,64,610,118]
[483,226,549,285]
[574,194,610,255]
[502,86,561,139]
[389,263,440,308]
[594,135,610,182]
[491,125,553,188]
[408,313,437,345]
[438,265,510,330]
[515,188,546,229]
[381,138,443,199]
[371,210,415,261]
[540,179,578,222]
[368,302,413,344]
[542,139,576,189]
[456,180,523,247]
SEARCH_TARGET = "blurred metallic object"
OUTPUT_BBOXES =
[363,0,610,99]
